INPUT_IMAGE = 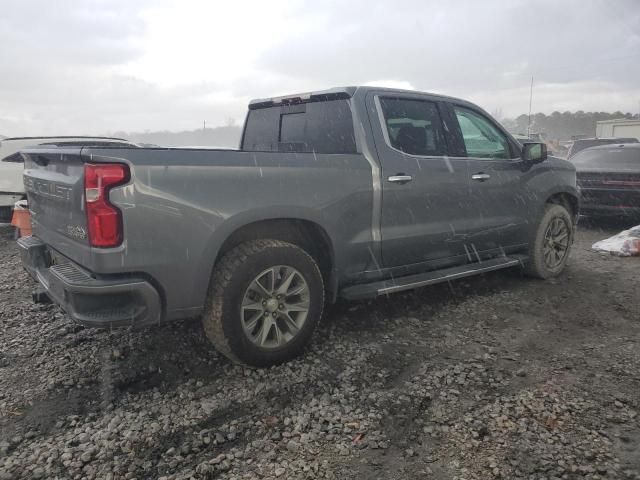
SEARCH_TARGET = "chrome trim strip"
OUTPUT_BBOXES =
[471,173,491,181]
[387,175,413,183]
[352,96,382,245]
[374,95,393,148]
[377,259,520,295]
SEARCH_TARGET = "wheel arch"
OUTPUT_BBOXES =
[546,191,579,223]
[210,217,337,302]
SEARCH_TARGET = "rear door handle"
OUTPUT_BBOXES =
[388,174,413,184]
[471,173,491,182]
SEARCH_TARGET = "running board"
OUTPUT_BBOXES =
[340,256,527,300]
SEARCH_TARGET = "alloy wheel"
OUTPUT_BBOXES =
[542,217,570,269]
[240,265,310,349]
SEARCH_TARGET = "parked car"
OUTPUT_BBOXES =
[18,86,578,366]
[0,137,138,223]
[572,143,640,218]
[566,137,638,159]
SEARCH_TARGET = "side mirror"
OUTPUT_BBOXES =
[521,142,547,163]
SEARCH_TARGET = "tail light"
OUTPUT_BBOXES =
[84,163,129,247]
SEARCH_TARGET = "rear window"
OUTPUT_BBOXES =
[241,99,356,154]
[572,147,640,170]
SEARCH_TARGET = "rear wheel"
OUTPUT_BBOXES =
[524,204,574,279]
[202,239,324,367]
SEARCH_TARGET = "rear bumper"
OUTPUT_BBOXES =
[18,236,161,327]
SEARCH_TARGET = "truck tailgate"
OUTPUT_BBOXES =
[22,148,90,260]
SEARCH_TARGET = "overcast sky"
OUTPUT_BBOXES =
[1,0,639,136]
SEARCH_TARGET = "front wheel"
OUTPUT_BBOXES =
[524,203,574,279]
[202,240,324,367]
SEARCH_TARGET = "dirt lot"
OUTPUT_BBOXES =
[0,222,639,480]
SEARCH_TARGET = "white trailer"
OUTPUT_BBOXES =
[596,119,640,140]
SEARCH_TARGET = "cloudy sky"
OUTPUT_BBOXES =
[1,0,639,136]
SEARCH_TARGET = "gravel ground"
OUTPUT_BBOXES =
[0,221,639,480]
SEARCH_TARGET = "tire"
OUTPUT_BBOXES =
[202,239,324,367]
[524,203,574,279]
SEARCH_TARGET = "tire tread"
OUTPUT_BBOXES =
[202,239,323,366]
[524,203,573,279]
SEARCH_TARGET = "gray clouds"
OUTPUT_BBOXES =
[0,0,151,132]
[0,0,638,135]
[255,0,640,100]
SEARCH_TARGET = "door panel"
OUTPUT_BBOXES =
[449,105,530,252]
[367,93,473,268]
[466,159,530,250]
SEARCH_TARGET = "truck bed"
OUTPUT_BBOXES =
[21,146,373,323]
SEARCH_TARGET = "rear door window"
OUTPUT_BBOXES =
[453,106,511,159]
[242,99,356,154]
[378,97,446,156]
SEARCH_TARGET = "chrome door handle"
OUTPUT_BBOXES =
[388,175,413,184]
[471,173,491,182]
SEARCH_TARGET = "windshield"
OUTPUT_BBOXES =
[2,2,640,480]
[572,147,640,170]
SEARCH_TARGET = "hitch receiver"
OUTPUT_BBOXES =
[32,289,52,304]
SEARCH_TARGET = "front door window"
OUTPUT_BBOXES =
[454,107,511,159]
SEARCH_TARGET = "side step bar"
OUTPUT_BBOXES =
[340,255,527,300]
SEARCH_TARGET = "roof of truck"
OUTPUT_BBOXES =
[248,86,468,109]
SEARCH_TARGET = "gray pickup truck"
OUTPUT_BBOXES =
[19,86,578,366]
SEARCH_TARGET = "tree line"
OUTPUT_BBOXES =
[5,111,637,147]
[111,125,243,149]
[118,110,639,147]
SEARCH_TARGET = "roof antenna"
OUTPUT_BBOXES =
[527,76,533,137]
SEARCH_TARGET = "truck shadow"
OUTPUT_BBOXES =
[121,265,526,378]
[323,266,522,333]
[66,264,524,409]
